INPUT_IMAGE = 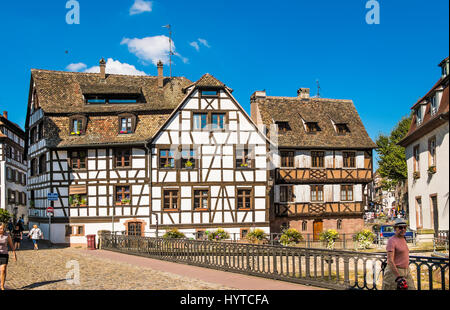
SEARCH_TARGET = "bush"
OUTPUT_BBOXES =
[245,229,268,243]
[280,228,303,246]
[319,229,340,249]
[353,229,376,249]
[162,228,186,239]
[207,228,230,241]
[0,209,12,224]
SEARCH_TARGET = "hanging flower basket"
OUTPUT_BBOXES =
[428,166,436,174]
[413,171,420,179]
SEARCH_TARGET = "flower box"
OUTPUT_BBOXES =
[428,166,436,174]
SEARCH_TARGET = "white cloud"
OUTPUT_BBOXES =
[130,0,152,15]
[66,62,87,72]
[84,58,147,76]
[198,38,210,48]
[121,35,188,65]
[189,41,200,51]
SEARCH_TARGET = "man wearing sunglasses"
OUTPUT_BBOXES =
[382,218,416,290]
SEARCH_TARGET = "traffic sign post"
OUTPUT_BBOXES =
[46,205,54,247]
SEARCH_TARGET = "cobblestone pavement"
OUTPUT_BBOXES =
[4,239,234,290]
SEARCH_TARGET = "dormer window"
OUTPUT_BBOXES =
[200,90,218,97]
[430,96,438,115]
[85,94,143,104]
[118,114,137,134]
[415,108,423,125]
[276,121,291,132]
[305,122,320,133]
[336,123,350,134]
[69,115,87,136]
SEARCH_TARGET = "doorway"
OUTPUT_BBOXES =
[313,220,323,241]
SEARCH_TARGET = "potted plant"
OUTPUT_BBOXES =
[184,160,193,169]
[428,166,436,174]
[353,229,376,250]
[162,228,186,239]
[319,229,340,250]
[121,198,131,205]
[80,198,87,206]
[245,229,269,244]
[29,200,35,209]
[240,163,248,168]
[208,228,230,241]
[279,228,303,246]
[413,171,420,179]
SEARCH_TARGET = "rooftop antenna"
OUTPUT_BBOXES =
[162,24,174,79]
[316,79,321,98]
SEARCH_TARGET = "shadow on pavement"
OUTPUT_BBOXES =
[20,279,67,290]
[13,235,69,252]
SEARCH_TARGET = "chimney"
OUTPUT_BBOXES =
[157,60,164,88]
[99,58,106,79]
[2,111,7,119]
[297,88,310,99]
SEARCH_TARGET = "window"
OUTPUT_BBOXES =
[413,145,420,172]
[337,219,342,230]
[38,154,46,174]
[311,185,324,202]
[8,190,15,204]
[302,221,307,231]
[336,123,350,134]
[280,185,294,203]
[85,95,142,104]
[237,189,252,210]
[311,151,324,168]
[193,189,209,210]
[201,90,218,97]
[5,145,11,158]
[430,96,438,115]
[416,197,423,229]
[38,122,44,140]
[6,167,12,181]
[22,192,27,205]
[69,194,88,207]
[163,189,179,210]
[415,108,422,125]
[115,149,131,168]
[211,113,225,129]
[276,121,291,132]
[30,158,37,176]
[70,118,84,135]
[115,186,131,205]
[341,185,353,201]
[236,147,253,168]
[193,113,208,130]
[70,150,87,169]
[280,151,294,167]
[127,222,142,236]
[119,117,133,134]
[65,225,85,236]
[428,137,436,168]
[240,229,249,239]
[30,127,37,144]
[181,149,196,169]
[343,152,356,168]
[159,149,175,168]
[306,122,321,133]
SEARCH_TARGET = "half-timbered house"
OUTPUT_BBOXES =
[250,88,376,239]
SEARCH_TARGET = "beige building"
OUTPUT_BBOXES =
[399,56,449,233]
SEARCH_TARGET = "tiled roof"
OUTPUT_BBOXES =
[30,69,192,147]
[182,73,232,92]
[31,69,192,114]
[255,96,376,149]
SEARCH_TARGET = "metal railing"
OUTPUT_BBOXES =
[99,233,449,290]
[434,231,449,255]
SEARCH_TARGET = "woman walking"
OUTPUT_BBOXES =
[0,222,17,290]
[28,225,43,250]
[12,225,23,250]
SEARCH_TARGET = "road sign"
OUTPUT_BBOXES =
[46,207,54,216]
[47,193,59,201]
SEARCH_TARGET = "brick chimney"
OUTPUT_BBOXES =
[2,111,7,119]
[297,88,310,99]
[157,60,164,88]
[99,58,106,79]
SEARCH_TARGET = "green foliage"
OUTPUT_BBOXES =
[207,228,230,241]
[319,229,340,249]
[375,115,412,190]
[0,209,12,224]
[162,228,186,239]
[245,229,268,243]
[280,228,304,246]
[353,229,376,249]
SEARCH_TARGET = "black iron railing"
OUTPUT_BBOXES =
[99,233,449,290]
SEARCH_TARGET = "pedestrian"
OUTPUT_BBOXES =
[6,221,13,233]
[382,218,416,290]
[28,225,43,250]
[0,222,17,290]
[12,225,23,250]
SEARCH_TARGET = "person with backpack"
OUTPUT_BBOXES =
[0,222,17,290]
[28,225,43,250]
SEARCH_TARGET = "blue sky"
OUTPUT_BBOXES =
[0,0,448,167]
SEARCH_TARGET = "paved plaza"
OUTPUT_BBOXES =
[4,238,318,290]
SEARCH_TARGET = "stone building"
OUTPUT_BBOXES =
[399,56,449,234]
[0,111,28,224]
[250,88,376,239]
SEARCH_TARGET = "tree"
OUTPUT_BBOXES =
[375,114,412,190]
[0,209,12,224]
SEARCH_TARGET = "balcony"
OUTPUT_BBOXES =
[276,168,373,184]
[274,201,364,218]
